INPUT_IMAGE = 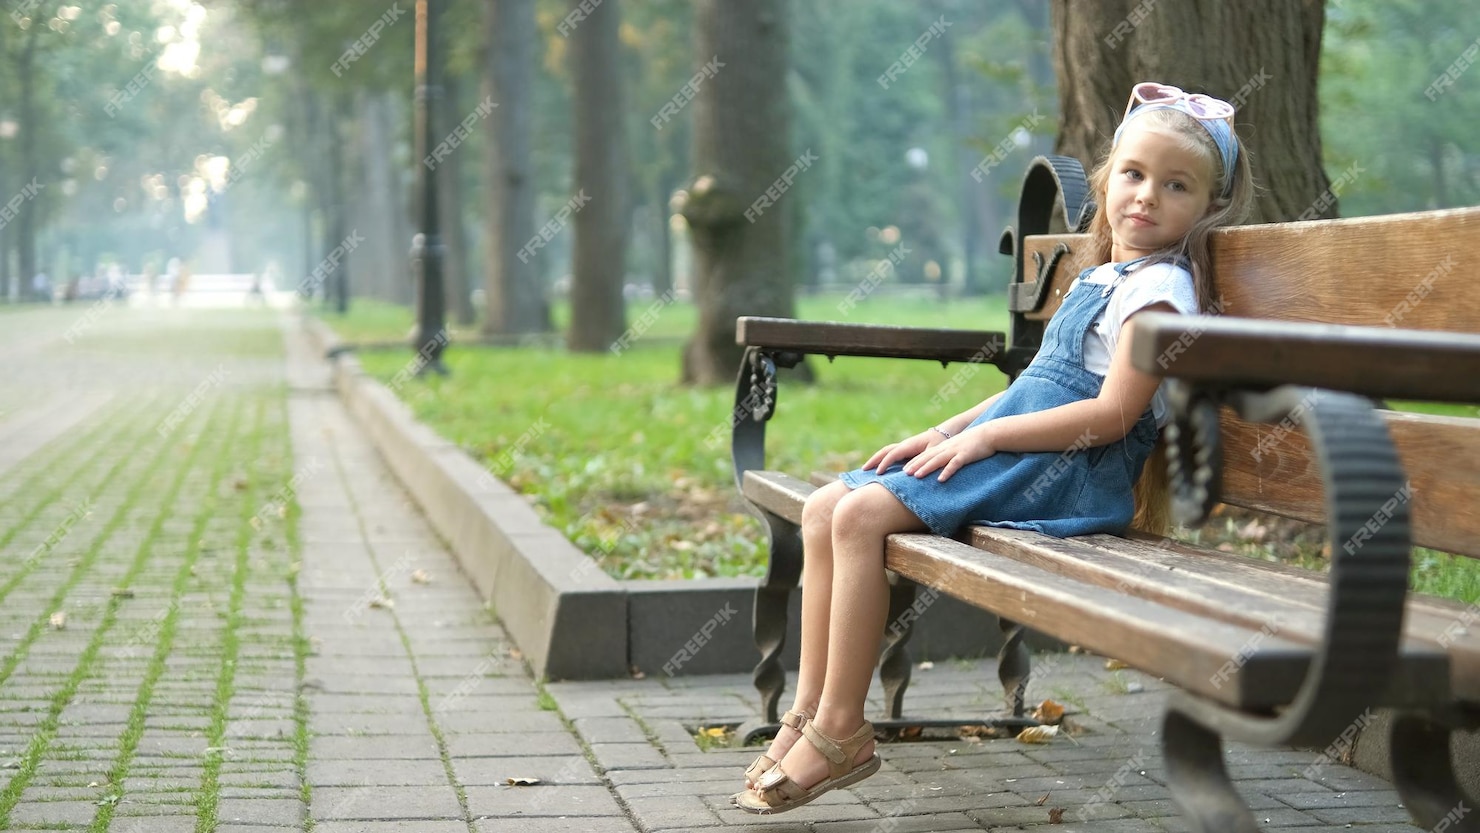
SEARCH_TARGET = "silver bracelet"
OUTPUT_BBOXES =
[931,426,953,439]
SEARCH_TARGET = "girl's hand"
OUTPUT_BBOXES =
[903,427,996,482]
[864,430,943,474]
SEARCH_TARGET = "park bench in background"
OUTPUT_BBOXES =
[729,155,1480,831]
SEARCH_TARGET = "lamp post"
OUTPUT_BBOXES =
[411,0,448,374]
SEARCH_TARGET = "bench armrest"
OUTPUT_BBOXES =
[737,316,1006,366]
[1130,312,1480,403]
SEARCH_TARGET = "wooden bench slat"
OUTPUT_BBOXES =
[1129,312,1480,403]
[1218,411,1480,559]
[885,532,1315,709]
[743,470,811,525]
[736,317,1006,364]
[1020,206,1480,329]
[966,525,1468,701]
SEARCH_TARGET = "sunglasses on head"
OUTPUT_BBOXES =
[1123,82,1236,129]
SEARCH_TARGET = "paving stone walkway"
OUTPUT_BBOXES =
[0,305,1433,831]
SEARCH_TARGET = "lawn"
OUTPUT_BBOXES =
[341,291,1010,580]
[326,293,1480,602]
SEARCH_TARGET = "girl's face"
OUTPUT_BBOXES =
[1105,122,1216,262]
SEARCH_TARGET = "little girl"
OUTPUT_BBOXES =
[733,81,1255,814]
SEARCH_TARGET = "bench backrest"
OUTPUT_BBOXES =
[1017,207,1480,559]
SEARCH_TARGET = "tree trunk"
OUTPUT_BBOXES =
[567,0,629,352]
[653,175,674,297]
[482,0,548,335]
[327,93,351,313]
[1050,0,1329,223]
[356,93,413,305]
[681,0,799,385]
[17,22,38,300]
[935,0,978,295]
[0,222,10,301]
[439,73,476,326]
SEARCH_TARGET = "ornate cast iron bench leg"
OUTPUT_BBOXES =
[731,347,802,731]
[750,514,802,726]
[998,617,1030,718]
[879,574,917,720]
[1163,710,1261,833]
[1388,711,1480,832]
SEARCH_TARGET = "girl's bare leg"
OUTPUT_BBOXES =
[749,479,851,780]
[769,482,926,789]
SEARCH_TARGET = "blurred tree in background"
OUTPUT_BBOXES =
[0,0,1474,370]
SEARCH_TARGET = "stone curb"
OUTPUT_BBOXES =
[299,316,1009,682]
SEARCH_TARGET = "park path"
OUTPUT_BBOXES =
[0,306,630,832]
[0,303,1430,832]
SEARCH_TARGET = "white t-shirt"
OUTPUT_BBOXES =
[1075,260,1199,428]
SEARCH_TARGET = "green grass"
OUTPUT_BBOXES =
[324,295,1480,603]
[345,291,1009,580]
[320,290,1009,344]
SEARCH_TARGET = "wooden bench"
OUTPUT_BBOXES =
[728,155,1480,831]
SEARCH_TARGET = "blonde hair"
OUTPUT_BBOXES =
[1081,107,1255,534]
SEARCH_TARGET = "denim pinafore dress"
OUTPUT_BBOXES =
[841,260,1161,538]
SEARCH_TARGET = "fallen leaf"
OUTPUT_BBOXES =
[1031,699,1065,725]
[1035,792,1051,806]
[111,589,134,599]
[703,727,728,738]
[1049,807,1066,823]
[1104,658,1128,671]
[410,570,431,584]
[898,725,923,740]
[1016,725,1059,744]
[505,777,540,786]
[49,612,66,630]
[368,597,394,610]
[917,660,934,671]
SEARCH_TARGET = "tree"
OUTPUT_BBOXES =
[566,0,628,352]
[1050,0,1330,223]
[680,0,798,385]
[482,0,548,335]
[438,71,476,325]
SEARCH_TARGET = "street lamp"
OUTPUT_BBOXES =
[411,0,448,375]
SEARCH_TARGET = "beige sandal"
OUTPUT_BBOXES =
[739,709,808,792]
[733,720,881,814]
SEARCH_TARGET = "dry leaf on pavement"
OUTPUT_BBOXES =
[1016,725,1059,744]
[1031,699,1065,725]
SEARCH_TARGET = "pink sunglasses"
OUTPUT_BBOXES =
[1124,82,1236,129]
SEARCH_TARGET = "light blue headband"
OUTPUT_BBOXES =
[1112,103,1239,199]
